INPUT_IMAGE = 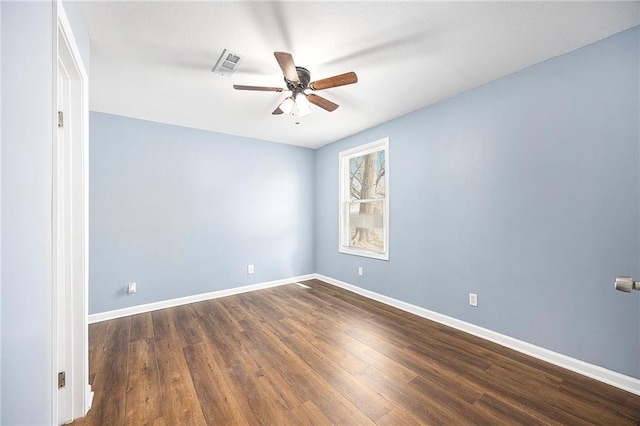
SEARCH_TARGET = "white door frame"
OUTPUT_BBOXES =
[53,2,91,424]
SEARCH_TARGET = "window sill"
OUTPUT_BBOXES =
[339,246,389,261]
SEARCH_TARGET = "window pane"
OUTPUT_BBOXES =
[339,137,389,260]
[349,150,385,202]
[348,200,384,252]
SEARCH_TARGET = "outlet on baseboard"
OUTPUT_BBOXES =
[469,293,478,307]
[247,264,254,274]
[358,267,363,276]
[128,282,137,294]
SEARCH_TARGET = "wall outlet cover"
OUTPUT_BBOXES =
[469,293,478,307]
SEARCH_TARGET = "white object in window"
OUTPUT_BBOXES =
[339,138,389,260]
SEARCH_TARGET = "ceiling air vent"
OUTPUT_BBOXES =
[212,49,245,77]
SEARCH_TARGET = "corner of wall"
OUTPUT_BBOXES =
[312,146,318,274]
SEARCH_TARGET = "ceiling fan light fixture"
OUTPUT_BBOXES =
[296,93,311,117]
[279,97,295,115]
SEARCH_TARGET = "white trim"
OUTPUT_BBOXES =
[339,140,386,158]
[88,274,316,324]
[87,271,640,395]
[52,4,58,423]
[54,2,90,424]
[314,273,640,396]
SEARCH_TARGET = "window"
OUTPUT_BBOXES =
[339,138,389,260]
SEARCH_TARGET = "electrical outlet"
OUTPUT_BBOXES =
[469,293,478,307]
[247,264,254,274]
[128,282,137,294]
[358,267,363,276]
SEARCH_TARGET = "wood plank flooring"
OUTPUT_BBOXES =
[72,279,640,425]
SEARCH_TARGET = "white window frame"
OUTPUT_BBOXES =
[339,137,389,261]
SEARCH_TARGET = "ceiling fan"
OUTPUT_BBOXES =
[233,52,358,120]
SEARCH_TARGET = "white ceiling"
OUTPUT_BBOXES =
[80,1,640,149]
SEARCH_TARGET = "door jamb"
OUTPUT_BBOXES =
[52,2,91,424]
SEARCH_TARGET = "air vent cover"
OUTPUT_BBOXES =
[212,49,245,77]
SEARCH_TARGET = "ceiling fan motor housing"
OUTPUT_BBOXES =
[285,67,311,93]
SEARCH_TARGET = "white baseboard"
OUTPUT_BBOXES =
[85,385,94,412]
[315,274,640,396]
[88,274,316,324]
[87,272,639,395]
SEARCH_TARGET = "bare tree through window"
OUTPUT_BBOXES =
[349,149,385,251]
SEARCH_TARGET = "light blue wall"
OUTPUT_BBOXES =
[1,1,90,423]
[1,2,54,424]
[89,113,315,314]
[62,1,90,71]
[315,26,640,378]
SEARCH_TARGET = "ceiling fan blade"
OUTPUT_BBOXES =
[307,94,339,112]
[272,106,284,115]
[309,72,358,91]
[274,52,299,83]
[233,85,284,92]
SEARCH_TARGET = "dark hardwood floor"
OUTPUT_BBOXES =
[72,279,640,425]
